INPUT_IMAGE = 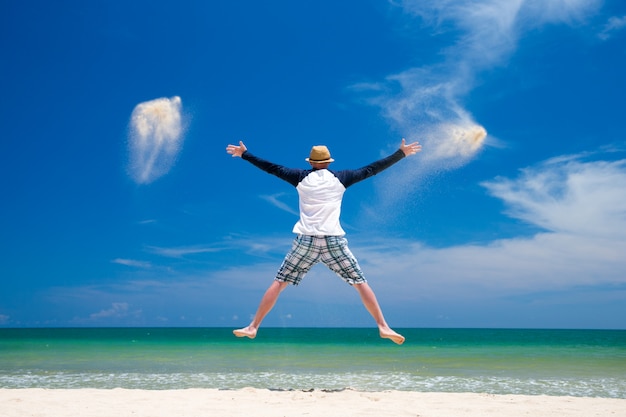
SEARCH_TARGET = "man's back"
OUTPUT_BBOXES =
[240,148,408,236]
[295,168,347,236]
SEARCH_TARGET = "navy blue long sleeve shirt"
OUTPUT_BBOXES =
[242,149,405,236]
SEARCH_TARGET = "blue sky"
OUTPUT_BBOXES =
[1,0,625,329]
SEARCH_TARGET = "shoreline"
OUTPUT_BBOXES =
[2,388,625,417]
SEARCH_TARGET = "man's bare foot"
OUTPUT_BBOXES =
[233,326,257,339]
[379,327,405,345]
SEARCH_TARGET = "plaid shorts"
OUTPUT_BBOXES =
[275,235,367,286]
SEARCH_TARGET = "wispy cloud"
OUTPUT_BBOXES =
[146,235,292,260]
[360,0,601,177]
[397,0,600,72]
[112,258,152,268]
[89,302,133,319]
[259,193,299,216]
[69,302,143,324]
[598,15,626,40]
[146,245,223,258]
[365,150,626,298]
[482,153,626,238]
[0,314,9,325]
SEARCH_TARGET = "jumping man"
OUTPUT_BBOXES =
[226,139,422,344]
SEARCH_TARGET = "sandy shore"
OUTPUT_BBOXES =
[1,388,625,417]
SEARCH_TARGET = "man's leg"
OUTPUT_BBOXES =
[233,280,289,339]
[354,282,405,345]
[322,237,405,345]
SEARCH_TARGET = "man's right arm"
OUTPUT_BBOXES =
[337,149,406,188]
[337,139,421,188]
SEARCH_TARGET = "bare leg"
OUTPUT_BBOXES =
[354,282,405,345]
[233,280,289,339]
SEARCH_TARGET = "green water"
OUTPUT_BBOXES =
[1,328,624,397]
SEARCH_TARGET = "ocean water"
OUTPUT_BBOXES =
[0,328,624,398]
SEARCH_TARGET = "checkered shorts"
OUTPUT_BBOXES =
[275,235,367,286]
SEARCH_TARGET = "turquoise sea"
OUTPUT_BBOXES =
[1,328,624,398]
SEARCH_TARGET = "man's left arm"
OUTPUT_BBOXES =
[226,141,304,187]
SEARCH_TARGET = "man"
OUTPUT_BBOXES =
[226,139,422,344]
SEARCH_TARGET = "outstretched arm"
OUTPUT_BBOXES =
[337,138,422,188]
[400,138,421,156]
[225,141,304,187]
[226,141,247,157]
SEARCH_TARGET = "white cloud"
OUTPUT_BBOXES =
[598,15,626,40]
[0,314,9,325]
[146,235,291,259]
[360,0,601,184]
[112,258,152,268]
[260,193,299,216]
[365,152,626,299]
[398,0,600,67]
[398,0,524,69]
[88,302,142,320]
[482,154,626,238]
[146,245,223,258]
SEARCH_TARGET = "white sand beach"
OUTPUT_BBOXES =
[1,388,625,417]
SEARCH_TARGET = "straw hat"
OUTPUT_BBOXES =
[305,145,334,163]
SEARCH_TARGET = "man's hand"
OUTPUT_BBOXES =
[226,141,247,158]
[400,138,421,156]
